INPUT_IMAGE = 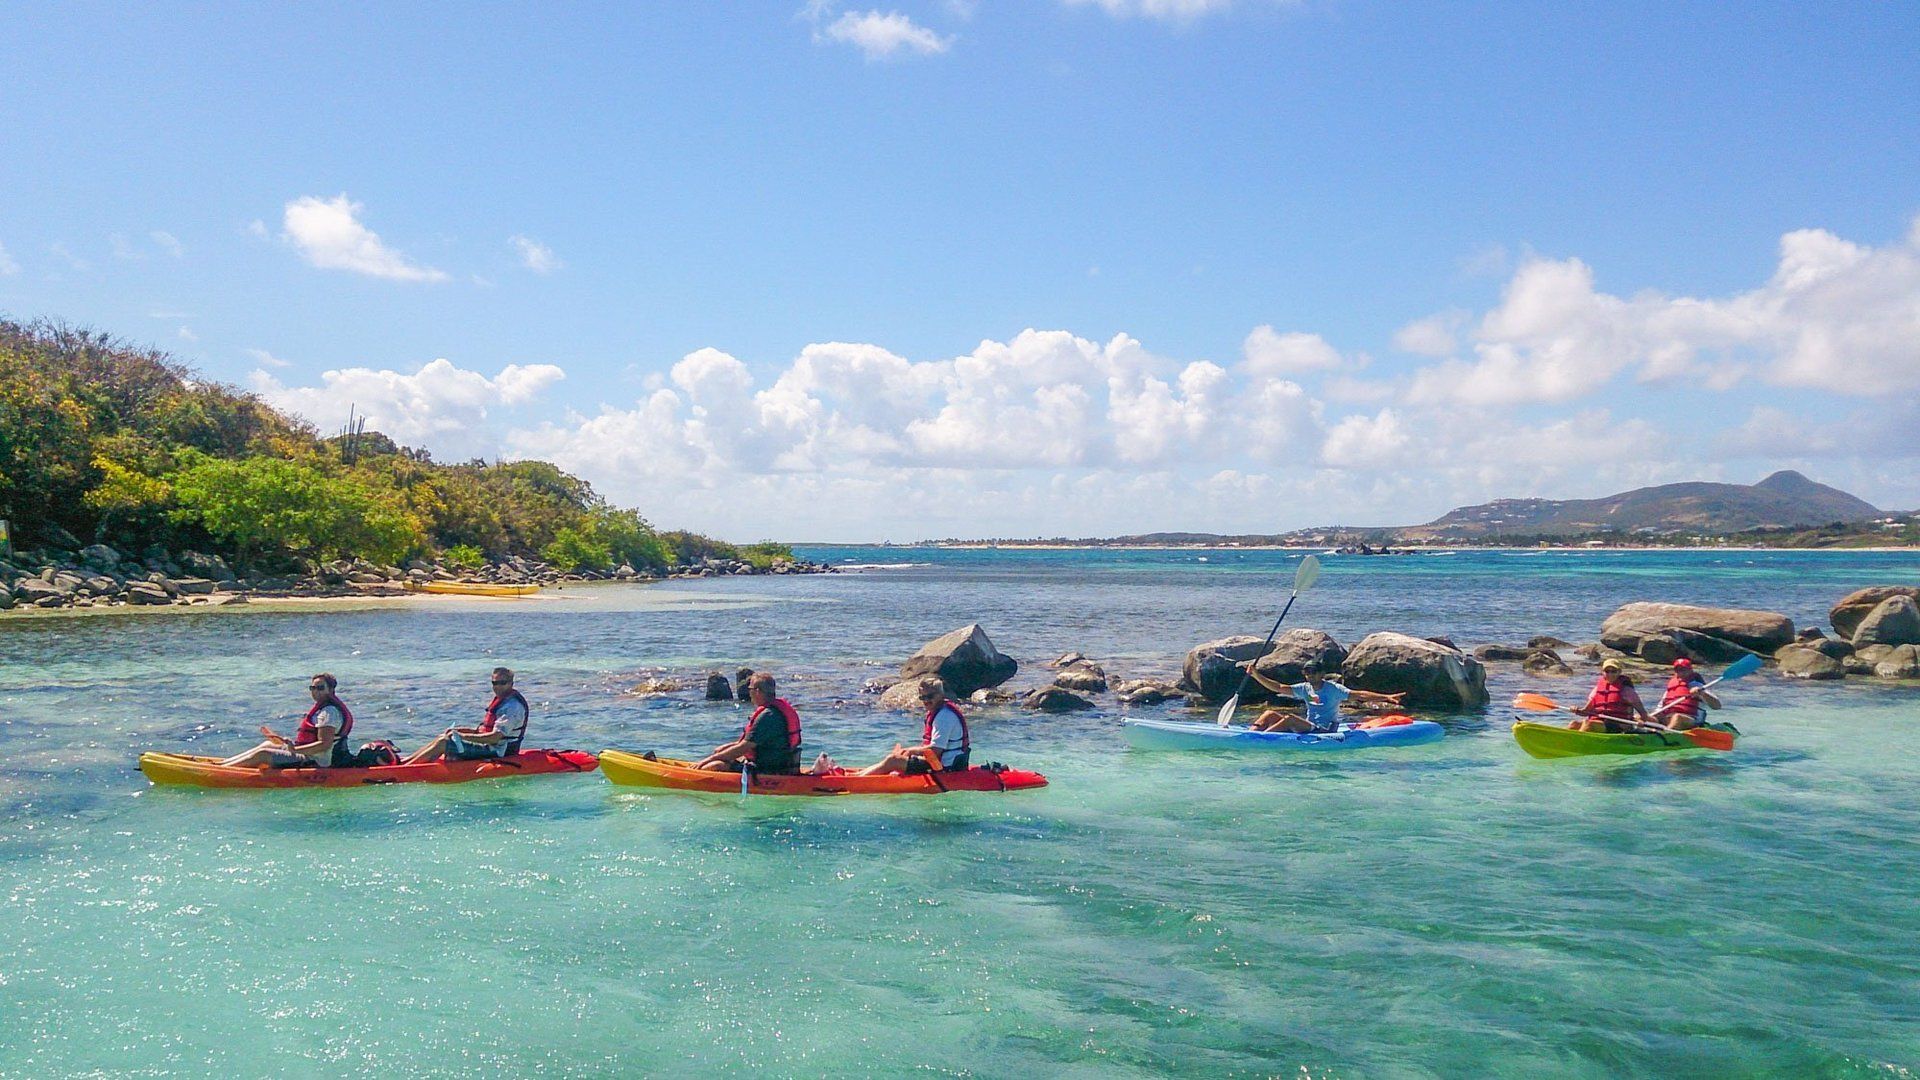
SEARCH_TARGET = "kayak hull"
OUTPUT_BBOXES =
[1121,717,1445,752]
[1511,721,1738,759]
[404,581,541,597]
[598,750,1047,795]
[139,748,599,788]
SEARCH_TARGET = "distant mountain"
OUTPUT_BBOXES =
[1399,471,1882,540]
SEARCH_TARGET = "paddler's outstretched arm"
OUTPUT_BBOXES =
[1238,663,1298,699]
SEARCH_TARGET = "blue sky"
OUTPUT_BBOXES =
[3,1,1917,541]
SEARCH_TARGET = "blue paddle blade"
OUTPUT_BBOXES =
[1722,653,1764,680]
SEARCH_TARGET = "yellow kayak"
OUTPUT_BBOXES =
[404,581,541,597]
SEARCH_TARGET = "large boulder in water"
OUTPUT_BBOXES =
[1181,635,1278,704]
[1872,644,1920,679]
[900,624,1018,696]
[1600,602,1794,658]
[1776,645,1845,681]
[1340,632,1488,709]
[1252,628,1348,685]
[1850,595,1920,648]
[1830,586,1920,640]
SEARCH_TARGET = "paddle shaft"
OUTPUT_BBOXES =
[1647,669,1744,718]
[1220,591,1303,712]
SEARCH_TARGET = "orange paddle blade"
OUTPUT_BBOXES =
[1681,727,1736,751]
[1511,693,1565,712]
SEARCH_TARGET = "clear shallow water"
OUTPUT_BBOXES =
[3,548,1919,1076]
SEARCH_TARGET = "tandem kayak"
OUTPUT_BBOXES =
[1122,715,1445,752]
[139,748,599,788]
[404,581,541,597]
[598,750,1047,796]
[1511,721,1738,760]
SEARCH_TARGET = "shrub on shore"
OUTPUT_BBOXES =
[0,318,751,573]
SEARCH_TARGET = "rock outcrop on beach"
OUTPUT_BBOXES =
[1023,686,1095,712]
[1340,632,1489,708]
[1251,629,1349,685]
[1830,586,1920,640]
[1599,602,1795,660]
[1180,636,1279,704]
[1849,596,1920,648]
[1776,645,1846,680]
[1113,678,1184,705]
[1053,660,1109,693]
[900,624,1019,697]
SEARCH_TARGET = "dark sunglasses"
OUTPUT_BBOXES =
[490,679,511,685]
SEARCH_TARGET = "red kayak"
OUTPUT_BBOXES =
[139,748,600,788]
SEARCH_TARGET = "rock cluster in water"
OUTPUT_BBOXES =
[1466,587,1920,686]
[0,538,831,613]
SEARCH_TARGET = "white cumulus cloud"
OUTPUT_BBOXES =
[510,235,561,273]
[252,358,565,458]
[1063,0,1242,21]
[1409,216,1920,406]
[281,195,448,282]
[818,9,953,58]
[1242,326,1349,376]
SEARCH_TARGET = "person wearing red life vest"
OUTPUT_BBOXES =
[855,677,971,775]
[220,672,354,768]
[1652,657,1720,730]
[404,667,530,764]
[1570,658,1653,733]
[692,672,802,774]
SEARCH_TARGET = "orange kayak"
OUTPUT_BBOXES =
[139,748,598,788]
[598,749,1047,796]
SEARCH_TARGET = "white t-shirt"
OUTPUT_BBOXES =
[486,697,529,743]
[1289,680,1350,731]
[927,704,968,767]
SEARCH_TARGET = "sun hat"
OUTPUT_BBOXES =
[1673,657,1693,668]
[1599,658,1624,673]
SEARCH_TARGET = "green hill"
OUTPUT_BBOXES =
[0,318,783,573]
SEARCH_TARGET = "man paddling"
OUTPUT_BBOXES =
[691,672,802,774]
[404,667,529,764]
[1239,663,1404,733]
[1653,657,1720,731]
[1570,658,1653,732]
[221,673,354,769]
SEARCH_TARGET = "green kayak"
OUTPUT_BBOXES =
[1512,720,1738,760]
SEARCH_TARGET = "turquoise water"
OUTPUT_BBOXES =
[4,548,1919,1076]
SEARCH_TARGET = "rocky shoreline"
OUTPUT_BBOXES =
[631,587,1920,718]
[0,534,833,613]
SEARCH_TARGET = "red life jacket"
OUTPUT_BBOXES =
[923,699,970,756]
[481,689,530,751]
[742,698,803,757]
[296,697,353,765]
[1587,678,1634,719]
[1660,675,1701,719]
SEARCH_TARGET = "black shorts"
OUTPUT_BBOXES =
[906,752,968,775]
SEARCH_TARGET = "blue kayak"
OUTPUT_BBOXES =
[1121,717,1445,752]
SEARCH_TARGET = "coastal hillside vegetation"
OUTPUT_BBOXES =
[0,319,787,572]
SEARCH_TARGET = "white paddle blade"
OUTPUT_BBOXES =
[1216,695,1239,727]
[1294,554,1322,593]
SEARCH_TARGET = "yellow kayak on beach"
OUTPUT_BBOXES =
[404,581,541,597]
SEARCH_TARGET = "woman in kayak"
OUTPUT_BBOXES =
[1240,663,1405,733]
[220,673,354,769]
[850,677,970,775]
[1571,658,1653,732]
[1652,657,1720,730]
[403,667,529,764]
[691,672,802,774]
